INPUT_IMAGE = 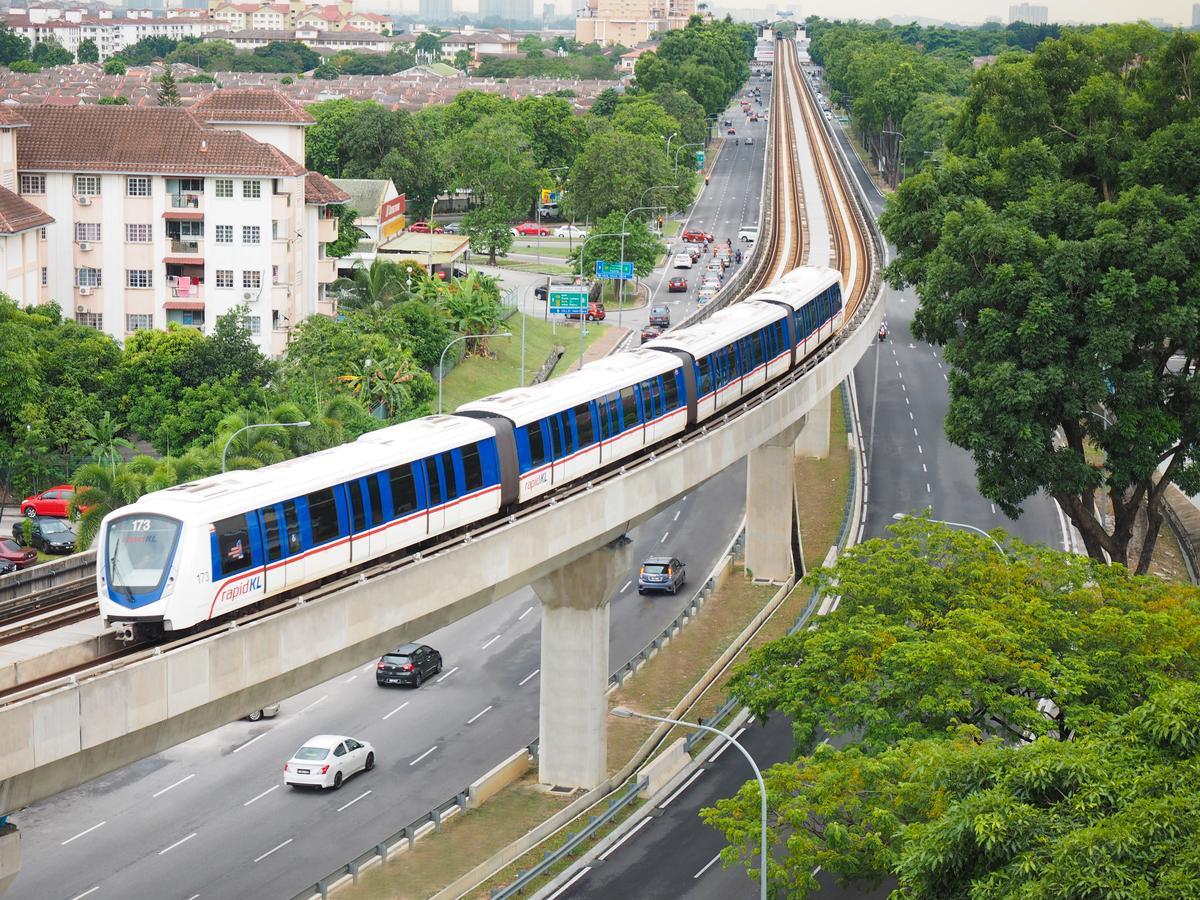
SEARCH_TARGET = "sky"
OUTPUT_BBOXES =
[785,0,1190,26]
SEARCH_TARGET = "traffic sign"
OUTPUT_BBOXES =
[695,150,705,170]
[595,260,634,280]
[548,287,589,315]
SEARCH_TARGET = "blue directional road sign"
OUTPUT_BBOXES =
[595,260,634,280]
[548,287,589,316]
[695,150,706,170]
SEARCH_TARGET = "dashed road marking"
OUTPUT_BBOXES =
[153,773,195,798]
[62,822,106,845]
[253,838,293,863]
[547,867,592,900]
[620,580,632,593]
[519,668,540,686]
[598,817,652,861]
[68,889,99,900]
[343,675,357,684]
[382,701,409,721]
[159,832,198,855]
[409,745,438,766]
[468,705,493,725]
[481,634,501,650]
[244,785,279,806]
[695,853,723,879]
[337,790,372,813]
[233,733,267,754]
[297,695,326,714]
[660,770,706,809]
[436,666,459,683]
[661,531,670,543]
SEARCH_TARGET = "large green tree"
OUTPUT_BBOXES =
[76,38,98,64]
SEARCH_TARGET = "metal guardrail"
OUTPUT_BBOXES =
[489,776,648,900]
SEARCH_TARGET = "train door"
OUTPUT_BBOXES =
[346,476,383,561]
[548,413,571,485]
[422,455,447,536]
[281,499,305,588]
[257,503,285,595]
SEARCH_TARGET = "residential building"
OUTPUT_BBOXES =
[1193,3,1200,28]
[439,28,518,59]
[479,0,532,22]
[419,0,453,22]
[1,9,223,62]
[8,89,348,356]
[575,0,695,47]
[1008,2,1048,24]
[0,109,54,306]
[208,26,403,51]
[329,177,401,267]
[208,1,390,33]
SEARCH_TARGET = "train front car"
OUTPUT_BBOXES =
[98,501,195,641]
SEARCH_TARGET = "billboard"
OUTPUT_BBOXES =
[381,193,406,240]
[548,287,589,315]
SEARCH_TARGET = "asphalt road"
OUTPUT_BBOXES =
[555,56,1068,900]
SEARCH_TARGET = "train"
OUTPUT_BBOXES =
[98,266,845,640]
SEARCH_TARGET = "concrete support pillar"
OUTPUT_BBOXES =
[0,823,19,897]
[794,390,832,459]
[534,538,632,789]
[745,421,804,583]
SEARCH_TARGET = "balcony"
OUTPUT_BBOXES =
[170,239,201,255]
[170,192,202,210]
[317,257,337,283]
[169,283,204,303]
[317,216,338,245]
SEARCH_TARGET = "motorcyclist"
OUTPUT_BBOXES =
[878,324,888,341]
[735,137,739,145]
[735,249,743,264]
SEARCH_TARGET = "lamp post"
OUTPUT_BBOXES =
[221,421,310,473]
[664,131,679,167]
[438,331,511,414]
[610,706,768,900]
[576,231,629,370]
[673,142,703,181]
[616,205,665,328]
[891,512,1007,559]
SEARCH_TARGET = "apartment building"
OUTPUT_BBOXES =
[575,0,696,47]
[6,89,347,356]
[208,0,391,33]
[0,109,53,307]
[1,9,223,62]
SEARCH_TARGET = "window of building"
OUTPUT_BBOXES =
[38,227,46,240]
[242,270,261,289]
[181,311,202,327]
[74,175,100,196]
[243,180,261,199]
[74,222,101,242]
[272,220,280,240]
[272,264,279,284]
[75,311,103,329]
[127,313,153,332]
[125,223,152,243]
[248,315,261,336]
[242,225,260,245]
[211,269,233,289]
[40,267,47,286]
[215,178,233,198]
[75,267,102,287]
[19,174,45,195]
[126,176,151,197]
[126,269,152,289]
[215,224,233,243]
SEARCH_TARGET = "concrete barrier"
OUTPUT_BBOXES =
[0,552,95,605]
[468,748,531,809]
[636,737,690,799]
[0,629,122,693]
[1162,484,1200,583]
[0,824,18,897]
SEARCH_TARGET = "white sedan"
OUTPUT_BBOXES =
[284,734,375,790]
[555,225,588,239]
[672,253,694,269]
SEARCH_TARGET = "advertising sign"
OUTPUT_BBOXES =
[548,287,589,315]
[595,260,634,280]
[381,193,407,239]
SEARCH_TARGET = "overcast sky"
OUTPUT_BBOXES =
[794,0,1189,26]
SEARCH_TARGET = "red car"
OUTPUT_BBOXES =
[640,324,664,342]
[668,276,687,292]
[408,221,445,234]
[20,484,75,518]
[682,230,714,243]
[0,537,37,570]
[566,301,606,322]
[512,221,551,237]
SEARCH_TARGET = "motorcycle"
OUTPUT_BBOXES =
[735,250,743,264]
[878,325,888,342]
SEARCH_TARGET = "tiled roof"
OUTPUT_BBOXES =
[0,185,53,234]
[305,170,350,205]
[189,87,315,125]
[330,177,393,216]
[0,107,29,127]
[16,105,306,176]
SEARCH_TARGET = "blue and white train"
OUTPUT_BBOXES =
[98,266,845,639]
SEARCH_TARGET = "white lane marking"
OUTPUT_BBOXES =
[159,832,198,855]
[927,483,932,493]
[913,427,919,436]
[382,701,409,720]
[661,531,670,543]
[909,411,914,420]
[186,895,200,900]
[152,773,195,798]
[518,606,534,620]
[467,705,493,725]
[922,463,927,473]
[69,889,99,900]
[598,816,652,861]
[905,396,910,405]
[547,867,592,900]
[253,837,293,863]
[917,444,923,454]
[710,727,746,762]
[337,790,372,813]
[991,504,997,515]
[361,663,374,672]
[937,362,943,369]
[343,675,357,684]
[694,852,723,879]
[62,821,106,845]
[620,580,632,593]
[233,732,268,754]
[944,373,948,381]
[481,634,501,650]
[244,784,280,806]
[410,745,438,766]
[659,769,706,809]
[298,695,327,714]
[519,668,540,686]
[673,510,681,521]
[436,666,458,683]
[901,383,906,392]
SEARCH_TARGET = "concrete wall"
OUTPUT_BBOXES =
[0,296,881,816]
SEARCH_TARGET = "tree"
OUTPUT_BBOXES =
[76,38,98,63]
[305,98,374,175]
[103,57,126,75]
[9,60,39,73]
[569,212,663,278]
[98,95,129,105]
[156,67,180,106]
[590,87,620,117]
[611,98,682,141]
[80,412,134,476]
[453,49,473,72]
[445,112,539,213]
[331,258,412,313]
[0,24,31,66]
[31,40,73,67]
[326,205,365,258]
[463,204,515,265]
[441,274,504,354]
[567,130,676,220]
[414,32,442,56]
[312,63,339,80]
[71,459,155,549]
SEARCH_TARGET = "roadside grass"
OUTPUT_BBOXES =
[491,259,575,276]
[437,313,605,413]
[508,241,574,259]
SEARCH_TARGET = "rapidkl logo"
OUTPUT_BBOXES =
[221,575,263,605]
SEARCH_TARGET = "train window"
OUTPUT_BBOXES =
[526,422,548,468]
[348,481,366,533]
[832,283,843,311]
[663,371,679,410]
[388,465,417,517]
[441,452,462,499]
[619,386,638,430]
[549,414,568,458]
[283,500,301,553]
[751,332,763,367]
[574,403,595,447]
[367,475,383,526]
[425,457,446,506]
[214,514,254,576]
[307,488,340,545]
[697,357,712,395]
[461,444,484,493]
[262,505,282,561]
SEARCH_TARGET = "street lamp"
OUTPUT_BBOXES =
[438,331,512,414]
[891,512,1007,559]
[617,205,665,328]
[221,421,311,473]
[673,142,703,180]
[610,706,768,900]
[576,231,629,370]
[664,131,679,165]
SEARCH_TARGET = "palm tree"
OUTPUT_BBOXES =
[337,357,420,419]
[213,411,295,472]
[80,412,135,476]
[443,275,503,354]
[332,259,411,312]
[70,460,150,550]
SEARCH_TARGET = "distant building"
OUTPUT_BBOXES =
[419,0,453,21]
[1008,2,1048,24]
[1,9,223,62]
[479,0,532,21]
[576,0,697,47]
[439,28,518,58]
[1193,3,1200,28]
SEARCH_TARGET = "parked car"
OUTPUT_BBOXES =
[638,556,686,595]
[284,734,375,790]
[443,221,463,234]
[672,253,693,269]
[245,704,280,722]
[376,643,443,687]
[682,230,714,244]
[408,221,445,234]
[554,224,588,239]
[566,301,606,322]
[12,517,75,554]
[20,485,75,518]
[649,305,671,328]
[0,538,37,570]
[512,221,551,237]
[641,324,664,343]
[668,276,688,293]
[738,227,758,243]
[0,559,15,576]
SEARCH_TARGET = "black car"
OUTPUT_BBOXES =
[376,643,443,687]
[12,517,76,554]
[0,559,15,576]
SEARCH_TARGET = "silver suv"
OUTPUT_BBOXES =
[638,557,686,595]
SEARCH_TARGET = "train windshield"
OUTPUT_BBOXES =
[106,515,181,592]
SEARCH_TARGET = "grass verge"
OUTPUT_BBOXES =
[491,259,574,276]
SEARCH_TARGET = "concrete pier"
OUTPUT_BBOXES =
[534,539,632,789]
[794,390,832,459]
[0,822,19,897]
[744,419,806,583]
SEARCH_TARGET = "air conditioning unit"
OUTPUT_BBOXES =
[242,291,255,301]
[76,304,86,312]
[78,241,92,251]
[77,196,92,206]
[78,287,91,296]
